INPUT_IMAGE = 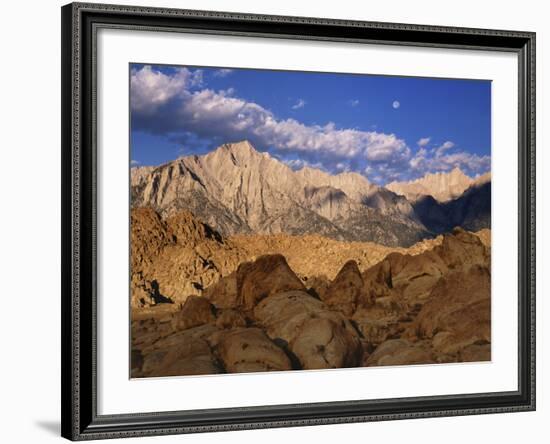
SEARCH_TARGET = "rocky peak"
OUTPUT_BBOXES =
[387,167,477,203]
[336,171,372,186]
[296,166,374,203]
[217,140,264,163]
[447,166,470,184]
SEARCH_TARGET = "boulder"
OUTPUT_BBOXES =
[323,260,364,316]
[203,272,239,309]
[434,227,490,269]
[390,250,447,303]
[351,294,411,345]
[459,343,491,362]
[291,317,361,369]
[215,309,247,329]
[215,328,292,373]
[365,339,434,366]
[236,254,306,310]
[380,229,490,306]
[362,258,393,301]
[254,290,362,369]
[404,264,491,357]
[138,324,222,377]
[131,306,177,352]
[171,295,216,331]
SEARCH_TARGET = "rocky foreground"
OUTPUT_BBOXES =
[131,209,491,377]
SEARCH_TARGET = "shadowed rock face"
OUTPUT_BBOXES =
[322,260,366,316]
[236,254,306,311]
[131,211,491,378]
[411,182,491,234]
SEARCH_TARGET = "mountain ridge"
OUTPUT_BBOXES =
[131,140,490,246]
[387,167,491,203]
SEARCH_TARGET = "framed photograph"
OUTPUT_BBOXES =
[61,2,536,440]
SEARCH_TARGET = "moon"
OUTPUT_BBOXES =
[392,100,400,109]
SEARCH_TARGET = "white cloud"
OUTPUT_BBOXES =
[131,66,409,177]
[213,68,234,78]
[365,133,410,162]
[430,151,490,172]
[417,137,431,147]
[283,158,324,171]
[130,65,490,184]
[335,162,350,172]
[130,159,140,166]
[130,65,202,114]
[348,99,360,107]
[434,140,455,157]
[292,99,306,110]
[392,100,400,109]
[408,143,490,177]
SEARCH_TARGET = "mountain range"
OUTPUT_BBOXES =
[388,167,478,202]
[131,140,491,247]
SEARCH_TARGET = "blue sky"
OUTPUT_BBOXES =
[130,63,491,185]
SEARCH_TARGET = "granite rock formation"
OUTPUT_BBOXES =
[131,225,491,377]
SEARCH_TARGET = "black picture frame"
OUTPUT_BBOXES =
[61,2,536,440]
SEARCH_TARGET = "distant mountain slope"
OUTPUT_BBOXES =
[387,167,477,203]
[131,141,429,247]
[412,180,491,233]
[295,167,419,222]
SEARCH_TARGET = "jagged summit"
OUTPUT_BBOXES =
[387,167,479,203]
[219,140,259,156]
[202,140,283,171]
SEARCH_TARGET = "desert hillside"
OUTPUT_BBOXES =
[130,206,491,377]
[130,207,490,307]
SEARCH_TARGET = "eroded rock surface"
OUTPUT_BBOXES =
[135,324,222,377]
[253,291,362,369]
[131,217,492,377]
[404,264,491,356]
[171,295,216,331]
[236,254,306,310]
[322,260,366,316]
[214,328,292,373]
[365,339,435,366]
